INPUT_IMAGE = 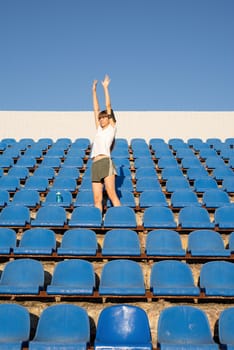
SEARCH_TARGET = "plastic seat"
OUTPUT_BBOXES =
[202,189,231,208]
[115,177,134,191]
[46,147,65,158]
[57,229,97,256]
[112,157,130,168]
[145,229,185,256]
[111,147,129,158]
[199,148,217,159]
[187,138,204,149]
[135,166,157,179]
[58,166,80,178]
[15,156,37,168]
[99,259,145,295]
[43,190,73,207]
[69,206,102,227]
[74,190,94,206]
[134,157,155,169]
[150,260,200,296]
[157,156,178,169]
[157,305,218,350]
[171,189,201,208]
[0,228,17,254]
[168,138,186,150]
[14,228,56,255]
[161,167,184,181]
[0,189,10,207]
[24,176,49,191]
[0,205,30,226]
[176,148,195,159]
[179,206,214,229]
[136,177,161,192]
[62,157,84,168]
[47,259,95,295]
[181,156,203,169]
[188,229,230,257]
[194,177,219,192]
[0,258,44,294]
[40,156,61,168]
[200,261,234,296]
[73,137,91,150]
[103,206,137,228]
[186,166,209,181]
[228,232,234,253]
[94,305,152,350]
[214,205,234,228]
[212,166,234,181]
[219,307,234,350]
[10,189,40,207]
[222,176,234,193]
[102,229,141,256]
[31,206,67,227]
[139,190,168,208]
[206,138,223,150]
[50,176,77,192]
[154,148,173,159]
[33,166,55,180]
[143,207,177,228]
[8,166,29,180]
[29,304,90,350]
[116,165,132,178]
[0,156,14,168]
[0,303,30,350]
[132,148,152,159]
[165,177,190,193]
[205,156,226,169]
[0,176,20,191]
[115,190,136,207]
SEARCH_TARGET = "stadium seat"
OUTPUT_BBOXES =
[0,303,30,350]
[194,177,219,192]
[145,229,185,256]
[188,229,230,257]
[43,190,73,207]
[94,305,152,350]
[69,206,102,228]
[74,190,94,206]
[0,189,10,207]
[212,166,234,181]
[206,138,223,150]
[157,156,178,169]
[187,138,205,150]
[73,137,90,150]
[0,258,44,294]
[200,261,234,296]
[214,205,234,228]
[102,229,141,256]
[10,189,40,208]
[178,207,214,228]
[134,157,155,169]
[14,228,56,255]
[136,177,161,192]
[29,304,90,350]
[62,157,84,168]
[50,176,77,192]
[57,229,98,257]
[176,148,195,159]
[47,259,95,295]
[15,156,37,169]
[0,228,17,254]
[218,307,234,350]
[139,190,168,208]
[40,156,61,168]
[161,167,184,181]
[202,189,231,208]
[99,259,145,296]
[150,260,200,296]
[57,166,80,178]
[171,189,201,208]
[0,156,14,168]
[113,190,136,207]
[205,156,226,169]
[115,177,134,191]
[31,206,67,227]
[116,165,132,178]
[0,176,20,191]
[33,166,55,180]
[168,138,186,150]
[157,305,218,350]
[186,166,209,181]
[199,148,217,159]
[103,206,137,228]
[222,176,234,193]
[8,166,29,180]
[0,205,30,226]
[24,176,49,192]
[165,177,190,193]
[181,156,204,169]
[135,166,157,180]
[143,207,177,228]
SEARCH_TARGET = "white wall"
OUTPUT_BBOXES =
[0,110,233,143]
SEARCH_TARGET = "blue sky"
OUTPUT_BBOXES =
[0,0,233,111]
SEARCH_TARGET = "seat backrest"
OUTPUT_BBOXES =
[19,228,56,249]
[69,206,102,227]
[139,190,168,207]
[143,207,176,228]
[146,229,184,255]
[200,261,234,289]
[188,230,226,252]
[0,228,17,252]
[104,206,137,228]
[95,305,151,348]
[59,229,97,254]
[102,229,140,256]
[219,307,234,346]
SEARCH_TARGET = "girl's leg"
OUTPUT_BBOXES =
[104,174,121,206]
[92,182,103,212]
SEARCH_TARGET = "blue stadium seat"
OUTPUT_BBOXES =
[0,176,20,191]
[161,167,184,181]
[218,307,234,350]
[24,176,49,191]
[228,232,234,254]
[134,157,155,168]
[178,207,214,228]
[57,166,80,178]
[10,189,40,208]
[0,228,17,254]
[132,148,152,159]
[222,176,234,193]
[15,156,37,169]
[0,258,44,294]
[33,166,55,180]
[168,138,186,150]
[99,259,145,296]
[176,148,196,159]
[115,177,134,191]
[214,205,234,228]
[143,207,177,228]
[113,190,136,207]
[31,206,67,227]
[103,206,137,228]
[102,229,141,256]
[165,177,190,193]
[200,261,234,296]
[14,228,56,255]
[0,206,30,227]
[212,166,234,181]
[94,305,152,350]
[202,189,231,208]
[199,148,217,159]
[157,305,218,350]
[40,156,61,168]
[187,138,204,150]
[57,229,97,256]
[150,260,200,296]
[47,259,95,295]
[171,189,201,208]
[24,147,43,158]
[188,229,230,257]
[135,166,157,180]
[225,138,234,148]
[0,189,10,207]
[74,190,94,206]
[43,190,73,207]
[116,165,132,178]
[69,206,102,227]
[8,166,29,180]
[0,303,30,350]
[50,176,77,192]
[205,156,226,169]
[136,177,161,192]
[206,138,223,150]
[112,157,130,168]
[29,304,90,350]
[157,156,178,169]
[62,157,84,168]
[145,229,185,256]
[194,177,219,192]
[46,147,65,158]
[139,190,168,208]
[186,166,209,181]
[0,156,14,168]
[181,156,204,169]
[73,137,91,150]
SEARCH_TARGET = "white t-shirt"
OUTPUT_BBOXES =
[91,124,116,158]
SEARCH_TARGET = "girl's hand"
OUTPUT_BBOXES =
[101,74,111,88]
[92,80,98,90]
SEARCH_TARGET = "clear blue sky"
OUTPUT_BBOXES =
[0,0,233,111]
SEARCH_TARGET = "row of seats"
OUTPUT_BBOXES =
[1,257,234,298]
[1,228,234,258]
[1,302,234,349]
[0,205,234,230]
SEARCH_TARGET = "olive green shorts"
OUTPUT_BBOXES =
[92,157,117,182]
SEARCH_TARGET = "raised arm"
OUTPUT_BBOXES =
[92,79,100,128]
[102,74,116,126]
